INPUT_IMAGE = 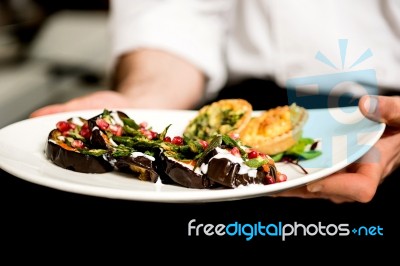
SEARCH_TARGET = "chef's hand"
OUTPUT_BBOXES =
[30,49,204,118]
[276,95,400,203]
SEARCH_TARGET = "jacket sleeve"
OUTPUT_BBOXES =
[110,0,232,98]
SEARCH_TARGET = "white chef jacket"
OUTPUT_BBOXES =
[110,0,400,100]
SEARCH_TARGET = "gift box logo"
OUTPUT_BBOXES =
[285,39,380,168]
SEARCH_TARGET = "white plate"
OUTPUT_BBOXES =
[0,107,385,203]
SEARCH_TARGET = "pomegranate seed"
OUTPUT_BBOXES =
[229,132,240,140]
[230,147,241,157]
[265,175,275,184]
[109,124,123,136]
[71,140,84,148]
[139,121,148,128]
[248,150,258,159]
[163,136,171,142]
[96,118,109,130]
[143,130,153,139]
[150,131,158,139]
[198,140,208,149]
[172,136,184,145]
[139,128,152,139]
[56,121,71,132]
[258,152,267,159]
[276,173,287,182]
[80,125,91,139]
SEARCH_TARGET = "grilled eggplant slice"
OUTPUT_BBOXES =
[158,134,284,189]
[159,145,280,189]
[206,157,272,187]
[88,110,129,149]
[114,153,159,182]
[46,129,113,173]
[159,152,217,189]
[199,146,281,188]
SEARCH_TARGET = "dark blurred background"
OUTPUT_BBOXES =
[0,0,109,128]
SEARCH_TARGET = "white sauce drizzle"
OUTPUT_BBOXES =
[200,147,258,178]
[71,117,84,126]
[105,155,117,167]
[130,151,155,161]
[110,112,124,126]
[200,163,208,174]
[109,138,118,147]
[155,177,163,185]
[169,157,202,175]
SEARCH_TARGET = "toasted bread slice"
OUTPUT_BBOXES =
[240,103,308,155]
[183,99,253,140]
